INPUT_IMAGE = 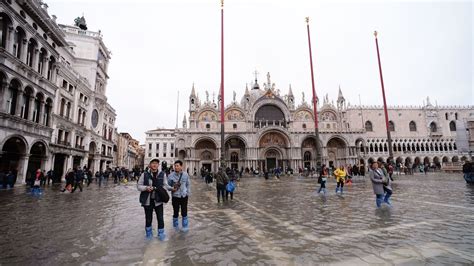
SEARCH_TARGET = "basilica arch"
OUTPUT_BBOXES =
[252,98,291,128]
[194,137,218,173]
[301,136,318,169]
[326,136,348,168]
[225,135,247,170]
[257,130,290,171]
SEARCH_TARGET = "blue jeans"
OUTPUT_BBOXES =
[318,180,326,193]
[384,189,392,203]
[375,194,384,208]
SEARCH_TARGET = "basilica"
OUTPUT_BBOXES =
[174,72,473,173]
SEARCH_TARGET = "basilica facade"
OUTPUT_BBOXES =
[175,73,473,173]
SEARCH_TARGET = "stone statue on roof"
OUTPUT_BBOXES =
[74,15,88,30]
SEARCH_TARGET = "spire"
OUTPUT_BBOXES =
[252,69,260,90]
[288,84,293,96]
[244,83,250,95]
[191,83,196,97]
[182,113,187,128]
[337,85,344,101]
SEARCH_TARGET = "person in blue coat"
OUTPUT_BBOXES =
[167,160,191,232]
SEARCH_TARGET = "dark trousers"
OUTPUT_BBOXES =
[216,185,226,202]
[144,203,164,229]
[172,196,188,218]
[225,190,233,200]
[72,182,83,192]
[337,180,344,188]
[318,180,327,192]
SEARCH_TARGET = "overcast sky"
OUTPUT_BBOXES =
[48,0,473,143]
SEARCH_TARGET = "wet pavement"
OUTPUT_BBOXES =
[0,173,473,265]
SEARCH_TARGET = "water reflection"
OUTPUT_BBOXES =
[0,173,472,264]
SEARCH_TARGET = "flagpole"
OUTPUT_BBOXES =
[306,17,322,168]
[374,31,393,163]
[175,90,179,129]
[220,0,225,168]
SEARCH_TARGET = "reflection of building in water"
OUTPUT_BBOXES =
[172,72,473,172]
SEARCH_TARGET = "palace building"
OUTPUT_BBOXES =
[174,72,473,173]
[0,0,117,183]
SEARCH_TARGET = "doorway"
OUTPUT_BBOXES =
[266,158,276,171]
[202,163,212,173]
[53,154,66,183]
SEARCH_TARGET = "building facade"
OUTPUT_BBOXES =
[144,128,176,168]
[175,72,474,173]
[116,132,144,170]
[0,0,116,183]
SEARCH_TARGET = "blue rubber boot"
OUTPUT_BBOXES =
[340,187,343,194]
[157,228,166,241]
[173,217,179,230]
[335,187,339,194]
[145,226,153,240]
[182,216,189,232]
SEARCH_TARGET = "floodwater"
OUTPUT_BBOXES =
[0,173,473,265]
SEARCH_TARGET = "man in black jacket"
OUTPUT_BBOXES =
[72,167,84,192]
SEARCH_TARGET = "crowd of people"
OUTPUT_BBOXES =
[0,171,17,189]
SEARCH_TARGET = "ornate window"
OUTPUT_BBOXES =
[389,121,395,132]
[365,121,373,132]
[449,121,456,131]
[409,121,417,132]
[255,105,285,128]
[430,122,437,133]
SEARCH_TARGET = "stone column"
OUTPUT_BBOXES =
[33,48,39,70]
[7,26,14,54]
[65,155,73,173]
[42,57,49,79]
[15,90,24,117]
[0,81,8,112]
[94,158,100,173]
[27,96,34,121]
[38,100,44,124]
[62,156,69,182]
[18,155,29,185]
[46,153,55,172]
[20,39,28,64]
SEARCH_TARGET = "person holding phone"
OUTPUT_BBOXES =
[167,160,191,232]
[137,158,169,240]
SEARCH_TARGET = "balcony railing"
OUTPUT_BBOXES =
[430,131,443,137]
[75,144,85,150]
[57,140,71,147]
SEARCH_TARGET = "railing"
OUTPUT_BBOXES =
[61,25,103,38]
[75,144,85,150]
[57,140,70,147]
